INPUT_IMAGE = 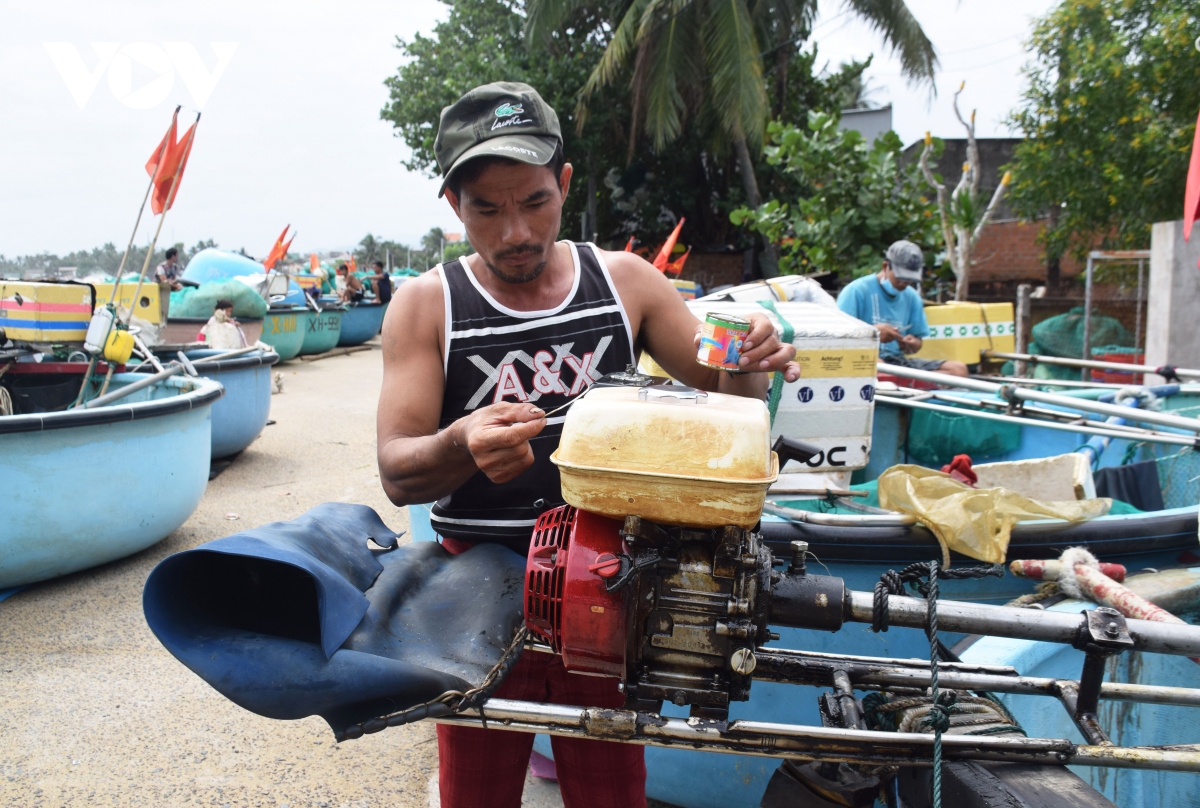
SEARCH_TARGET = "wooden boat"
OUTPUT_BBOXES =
[335,301,385,347]
[0,360,222,589]
[260,306,310,361]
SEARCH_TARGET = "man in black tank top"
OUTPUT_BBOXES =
[377,82,799,808]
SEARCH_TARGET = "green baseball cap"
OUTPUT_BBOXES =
[434,81,562,197]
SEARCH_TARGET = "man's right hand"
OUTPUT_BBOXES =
[876,324,902,343]
[457,402,546,483]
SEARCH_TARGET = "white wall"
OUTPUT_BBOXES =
[1146,220,1200,384]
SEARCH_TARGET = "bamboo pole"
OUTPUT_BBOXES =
[125,114,200,327]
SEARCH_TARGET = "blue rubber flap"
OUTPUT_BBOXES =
[143,502,526,734]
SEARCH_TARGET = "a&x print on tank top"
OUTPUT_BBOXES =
[431,242,635,551]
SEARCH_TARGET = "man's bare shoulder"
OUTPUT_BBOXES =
[595,247,659,280]
[594,248,675,301]
[382,269,446,352]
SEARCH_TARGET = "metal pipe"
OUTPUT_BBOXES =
[981,350,1200,381]
[752,648,1200,708]
[762,502,916,527]
[436,698,1200,772]
[844,591,1200,658]
[878,362,1200,433]
[1136,258,1144,353]
[84,365,182,408]
[875,394,1198,449]
[969,375,1129,390]
[1083,253,1095,381]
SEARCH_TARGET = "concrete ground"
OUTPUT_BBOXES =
[0,342,595,808]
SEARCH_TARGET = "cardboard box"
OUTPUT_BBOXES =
[915,301,1015,364]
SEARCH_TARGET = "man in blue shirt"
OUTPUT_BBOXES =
[836,240,968,377]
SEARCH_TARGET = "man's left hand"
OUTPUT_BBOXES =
[735,313,800,381]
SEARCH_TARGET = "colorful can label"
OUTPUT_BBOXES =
[696,313,750,371]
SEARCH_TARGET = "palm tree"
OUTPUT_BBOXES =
[358,233,379,266]
[527,0,938,274]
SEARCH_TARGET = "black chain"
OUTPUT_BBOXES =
[339,626,529,741]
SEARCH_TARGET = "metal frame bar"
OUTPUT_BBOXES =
[435,698,1200,772]
[878,362,1200,433]
[749,648,1200,708]
[1081,249,1151,382]
[876,392,1199,449]
[981,350,1200,381]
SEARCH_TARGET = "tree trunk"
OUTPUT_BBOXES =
[772,51,790,120]
[955,228,971,301]
[1046,207,1061,288]
[733,132,779,278]
[584,150,598,243]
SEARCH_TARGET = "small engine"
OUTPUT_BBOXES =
[525,503,846,718]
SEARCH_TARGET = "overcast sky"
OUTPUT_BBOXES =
[0,0,1056,259]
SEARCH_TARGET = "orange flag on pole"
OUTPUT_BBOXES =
[652,218,685,272]
[146,118,197,215]
[310,254,321,272]
[263,225,291,270]
[1184,106,1200,241]
[624,236,635,252]
[348,256,357,274]
[145,111,179,184]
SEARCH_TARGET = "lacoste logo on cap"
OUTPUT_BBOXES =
[490,145,539,158]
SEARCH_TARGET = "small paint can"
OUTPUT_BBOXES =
[696,313,751,371]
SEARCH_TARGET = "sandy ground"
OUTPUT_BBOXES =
[0,342,577,808]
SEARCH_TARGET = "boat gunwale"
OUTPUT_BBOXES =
[0,374,224,435]
[759,506,1200,562]
[133,349,281,374]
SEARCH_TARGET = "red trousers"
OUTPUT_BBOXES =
[436,537,646,808]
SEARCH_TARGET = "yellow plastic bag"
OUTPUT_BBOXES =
[877,464,1111,566]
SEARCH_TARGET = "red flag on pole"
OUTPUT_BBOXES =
[665,247,691,276]
[1184,106,1200,241]
[146,120,197,215]
[652,218,685,272]
[145,112,178,181]
[262,225,291,270]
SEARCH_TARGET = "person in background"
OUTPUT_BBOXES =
[335,264,365,304]
[198,298,247,349]
[155,247,183,322]
[836,240,968,377]
[366,260,392,304]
